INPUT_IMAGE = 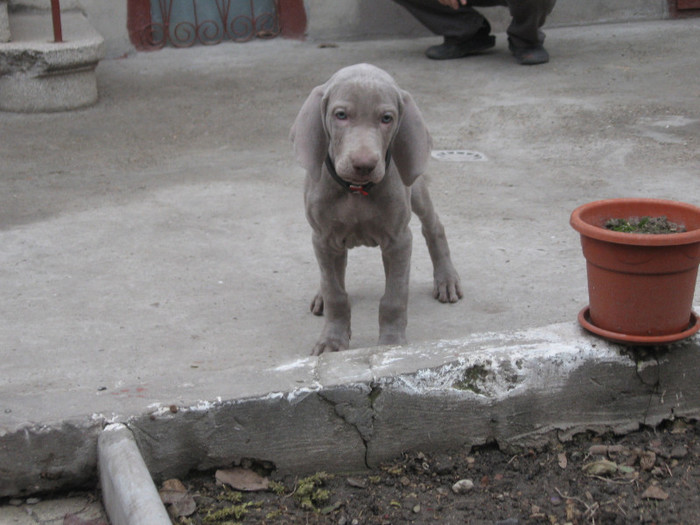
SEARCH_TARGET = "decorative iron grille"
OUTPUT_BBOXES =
[144,0,280,48]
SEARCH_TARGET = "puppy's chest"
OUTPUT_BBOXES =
[309,194,409,249]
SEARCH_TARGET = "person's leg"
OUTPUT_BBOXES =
[392,0,486,40]
[505,0,556,64]
[391,0,496,59]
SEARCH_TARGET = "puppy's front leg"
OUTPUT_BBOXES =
[378,230,413,345]
[410,178,462,303]
[311,236,351,355]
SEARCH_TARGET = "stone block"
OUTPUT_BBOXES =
[0,10,104,112]
[0,1,10,42]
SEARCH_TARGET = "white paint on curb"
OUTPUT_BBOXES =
[98,423,171,525]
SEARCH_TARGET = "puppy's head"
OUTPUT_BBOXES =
[321,65,402,187]
[291,64,432,188]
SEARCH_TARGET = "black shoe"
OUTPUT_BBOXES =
[426,27,496,60]
[509,41,549,65]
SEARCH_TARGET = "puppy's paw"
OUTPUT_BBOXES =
[378,332,407,346]
[311,337,348,356]
[433,265,463,304]
[310,293,324,316]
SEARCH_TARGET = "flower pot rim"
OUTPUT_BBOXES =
[578,306,700,345]
[570,198,700,246]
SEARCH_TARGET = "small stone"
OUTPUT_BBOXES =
[451,479,474,494]
[25,497,40,505]
[346,477,368,489]
[8,499,22,506]
[433,454,456,475]
[641,485,669,500]
[399,476,411,487]
[557,452,567,469]
[670,445,688,459]
[413,504,421,513]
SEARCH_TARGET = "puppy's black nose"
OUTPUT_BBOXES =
[353,164,375,176]
[351,153,379,176]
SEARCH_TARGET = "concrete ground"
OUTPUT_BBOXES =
[0,17,699,509]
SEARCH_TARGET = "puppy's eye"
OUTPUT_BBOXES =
[381,114,394,124]
[334,110,347,120]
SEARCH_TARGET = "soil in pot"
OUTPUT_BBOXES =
[605,215,687,234]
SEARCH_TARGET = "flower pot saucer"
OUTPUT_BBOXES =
[578,306,700,346]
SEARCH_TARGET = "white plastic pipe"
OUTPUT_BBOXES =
[98,423,171,525]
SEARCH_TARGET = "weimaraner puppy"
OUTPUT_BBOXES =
[291,63,462,355]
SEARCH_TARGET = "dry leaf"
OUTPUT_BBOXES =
[641,485,669,500]
[215,467,270,492]
[589,444,628,456]
[159,478,196,517]
[618,465,637,476]
[557,452,568,469]
[161,478,187,493]
[582,459,618,476]
[63,515,109,525]
[530,504,545,519]
[671,419,688,434]
[640,451,656,471]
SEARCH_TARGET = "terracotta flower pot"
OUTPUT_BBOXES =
[570,198,700,345]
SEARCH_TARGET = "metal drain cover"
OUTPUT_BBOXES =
[431,150,487,162]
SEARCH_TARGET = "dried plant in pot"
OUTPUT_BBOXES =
[570,198,700,345]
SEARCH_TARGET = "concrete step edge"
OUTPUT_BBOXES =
[1,318,698,497]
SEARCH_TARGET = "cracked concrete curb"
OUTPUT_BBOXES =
[98,423,171,525]
[1,319,699,497]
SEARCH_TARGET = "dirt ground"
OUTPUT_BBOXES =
[160,418,700,524]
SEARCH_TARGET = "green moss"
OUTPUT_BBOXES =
[265,510,283,519]
[202,500,263,523]
[605,216,685,234]
[218,490,243,504]
[452,364,490,393]
[293,472,334,511]
[268,480,287,495]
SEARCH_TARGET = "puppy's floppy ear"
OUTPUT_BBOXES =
[290,85,329,179]
[391,90,433,187]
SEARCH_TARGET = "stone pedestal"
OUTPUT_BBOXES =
[0,1,10,42]
[0,10,104,112]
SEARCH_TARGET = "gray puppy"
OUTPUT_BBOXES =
[291,64,462,355]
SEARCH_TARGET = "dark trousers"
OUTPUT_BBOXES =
[391,0,556,48]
